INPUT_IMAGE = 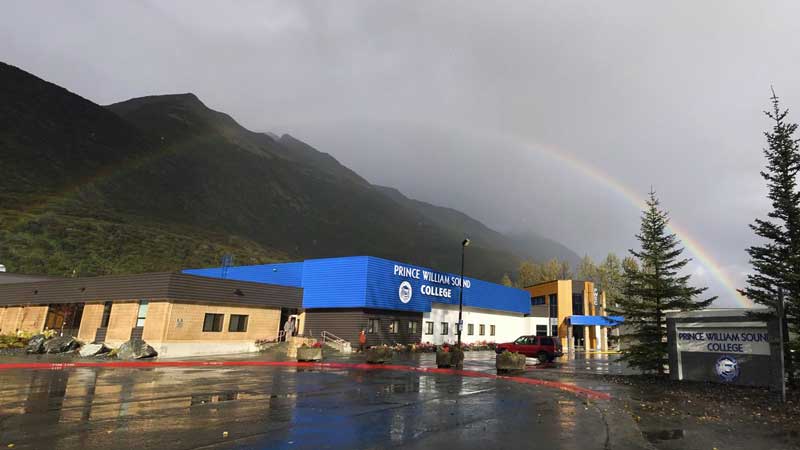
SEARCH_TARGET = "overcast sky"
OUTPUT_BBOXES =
[3,1,800,306]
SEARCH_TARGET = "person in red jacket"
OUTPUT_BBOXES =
[359,329,367,352]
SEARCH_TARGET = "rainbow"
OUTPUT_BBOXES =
[488,131,751,307]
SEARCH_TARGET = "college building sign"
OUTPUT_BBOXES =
[667,309,784,389]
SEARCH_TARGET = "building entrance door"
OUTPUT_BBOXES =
[45,303,85,337]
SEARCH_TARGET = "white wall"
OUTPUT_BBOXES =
[421,303,551,345]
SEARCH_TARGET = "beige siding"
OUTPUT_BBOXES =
[104,301,139,345]
[19,306,47,333]
[164,302,280,342]
[141,301,171,343]
[78,303,106,342]
[0,306,21,334]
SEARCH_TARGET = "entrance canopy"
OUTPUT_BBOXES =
[568,315,624,327]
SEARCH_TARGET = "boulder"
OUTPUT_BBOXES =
[365,347,393,364]
[117,339,158,359]
[25,334,47,354]
[496,351,527,373]
[43,335,80,354]
[296,346,323,362]
[79,343,110,357]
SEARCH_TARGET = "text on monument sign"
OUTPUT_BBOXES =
[676,327,769,355]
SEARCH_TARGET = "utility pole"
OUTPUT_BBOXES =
[456,238,470,348]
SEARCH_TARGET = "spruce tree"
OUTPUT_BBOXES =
[740,90,800,384]
[613,190,715,374]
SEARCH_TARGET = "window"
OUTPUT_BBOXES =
[136,301,149,327]
[203,313,223,332]
[440,322,449,335]
[531,296,546,305]
[408,321,419,334]
[572,293,584,315]
[100,302,113,328]
[479,324,485,336]
[548,294,558,317]
[536,325,547,336]
[368,318,379,334]
[490,325,496,336]
[389,320,399,334]
[551,325,558,337]
[467,324,474,335]
[425,321,434,335]
[229,314,249,332]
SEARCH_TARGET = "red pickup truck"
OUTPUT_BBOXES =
[495,335,563,363]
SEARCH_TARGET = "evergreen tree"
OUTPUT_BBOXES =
[612,190,715,374]
[597,253,624,307]
[740,90,800,384]
[577,255,598,282]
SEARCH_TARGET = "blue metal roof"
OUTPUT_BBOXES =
[569,315,624,326]
[183,256,530,314]
[183,262,304,287]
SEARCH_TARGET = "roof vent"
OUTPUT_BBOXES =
[234,289,244,296]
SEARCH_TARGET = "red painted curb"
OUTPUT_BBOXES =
[0,361,611,400]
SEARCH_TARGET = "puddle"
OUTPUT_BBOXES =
[642,429,685,443]
[190,391,240,406]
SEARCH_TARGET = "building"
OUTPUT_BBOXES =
[524,280,623,352]
[0,272,302,357]
[185,256,548,347]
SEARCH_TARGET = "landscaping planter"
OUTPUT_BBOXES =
[296,347,323,362]
[436,349,464,368]
[366,347,393,364]
[496,351,526,373]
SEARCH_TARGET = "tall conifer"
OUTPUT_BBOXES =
[740,90,800,384]
[613,191,715,374]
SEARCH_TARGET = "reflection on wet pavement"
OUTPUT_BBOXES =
[0,353,613,450]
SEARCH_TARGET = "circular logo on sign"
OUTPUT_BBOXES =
[398,281,413,304]
[715,355,739,382]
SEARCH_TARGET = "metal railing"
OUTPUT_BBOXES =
[321,331,352,353]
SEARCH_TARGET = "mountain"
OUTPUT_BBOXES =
[375,186,581,267]
[0,61,578,281]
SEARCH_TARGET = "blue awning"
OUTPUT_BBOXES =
[568,315,624,326]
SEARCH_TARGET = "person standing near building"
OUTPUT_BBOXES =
[283,318,295,342]
[359,329,367,352]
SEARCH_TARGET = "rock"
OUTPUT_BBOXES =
[117,339,158,359]
[25,334,47,354]
[79,343,110,357]
[43,336,80,354]
[296,346,323,362]
[496,351,527,373]
[365,347,393,364]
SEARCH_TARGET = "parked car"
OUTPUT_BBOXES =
[495,335,562,362]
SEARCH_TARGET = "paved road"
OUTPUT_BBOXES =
[0,352,648,450]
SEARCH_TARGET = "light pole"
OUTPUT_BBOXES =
[456,238,470,348]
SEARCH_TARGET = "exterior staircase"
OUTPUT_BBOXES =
[321,331,352,354]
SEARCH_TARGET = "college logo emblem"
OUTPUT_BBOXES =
[714,355,739,382]
[398,281,413,304]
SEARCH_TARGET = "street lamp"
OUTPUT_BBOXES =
[457,238,470,348]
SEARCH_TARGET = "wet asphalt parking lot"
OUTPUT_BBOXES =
[0,352,640,450]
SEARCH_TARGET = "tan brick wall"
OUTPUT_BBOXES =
[105,301,140,345]
[19,306,47,333]
[163,302,280,342]
[0,306,21,334]
[0,307,6,334]
[141,301,171,343]
[78,303,106,342]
